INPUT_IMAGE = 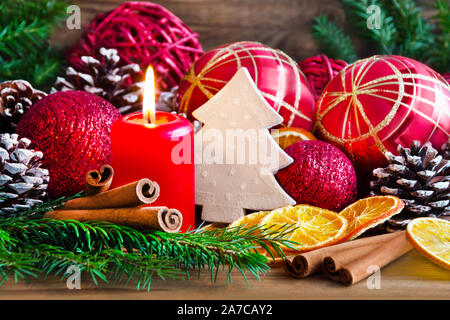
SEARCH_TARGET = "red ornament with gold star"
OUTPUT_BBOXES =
[176,41,316,130]
[314,55,450,173]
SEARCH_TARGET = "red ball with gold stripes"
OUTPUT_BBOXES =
[314,55,450,173]
[176,41,316,130]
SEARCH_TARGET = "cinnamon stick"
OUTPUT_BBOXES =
[63,179,160,210]
[44,207,183,233]
[283,232,399,278]
[322,242,384,274]
[331,231,412,286]
[85,165,114,196]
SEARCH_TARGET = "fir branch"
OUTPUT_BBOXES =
[387,0,435,62]
[0,19,50,59]
[0,0,67,89]
[0,214,297,286]
[342,0,398,54]
[0,191,296,290]
[0,244,182,291]
[312,15,358,62]
[0,248,39,285]
[429,0,450,72]
[0,0,67,27]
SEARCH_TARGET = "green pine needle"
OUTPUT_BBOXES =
[311,0,449,72]
[0,194,299,290]
[429,0,450,71]
[342,0,398,54]
[0,0,67,89]
[312,15,358,62]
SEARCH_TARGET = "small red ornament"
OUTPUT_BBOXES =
[275,140,357,212]
[17,91,121,199]
[66,2,203,92]
[315,55,450,173]
[298,54,348,100]
[176,41,316,130]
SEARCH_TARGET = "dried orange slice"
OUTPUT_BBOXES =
[407,218,450,270]
[228,211,281,262]
[271,127,316,149]
[229,211,270,230]
[198,223,228,233]
[260,205,347,252]
[338,196,404,241]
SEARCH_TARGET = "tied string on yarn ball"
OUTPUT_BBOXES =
[298,54,348,100]
[66,1,204,92]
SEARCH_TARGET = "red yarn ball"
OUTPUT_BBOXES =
[17,91,121,199]
[443,73,450,84]
[276,140,357,211]
[66,1,204,92]
[176,41,316,130]
[298,54,348,100]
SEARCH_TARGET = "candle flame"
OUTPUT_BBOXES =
[143,66,156,125]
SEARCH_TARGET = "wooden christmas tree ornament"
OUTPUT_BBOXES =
[193,67,295,223]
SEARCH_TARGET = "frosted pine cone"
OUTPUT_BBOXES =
[442,139,450,161]
[156,86,178,112]
[370,141,450,231]
[52,47,144,114]
[0,133,49,216]
[0,80,46,133]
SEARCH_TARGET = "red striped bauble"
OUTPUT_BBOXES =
[314,55,450,173]
[176,41,316,130]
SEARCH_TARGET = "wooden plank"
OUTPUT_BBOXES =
[53,0,435,62]
[0,250,448,299]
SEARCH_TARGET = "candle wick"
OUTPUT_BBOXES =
[144,110,152,125]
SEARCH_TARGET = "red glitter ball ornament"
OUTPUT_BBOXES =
[315,55,450,174]
[176,41,316,130]
[276,140,357,212]
[66,1,203,92]
[17,91,121,199]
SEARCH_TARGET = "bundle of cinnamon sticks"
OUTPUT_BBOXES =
[44,165,183,233]
[284,231,412,285]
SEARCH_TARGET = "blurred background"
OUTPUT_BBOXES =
[54,0,438,62]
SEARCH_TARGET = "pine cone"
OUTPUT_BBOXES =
[157,86,202,133]
[370,141,450,231]
[0,133,49,216]
[442,139,450,160]
[0,80,47,133]
[52,48,144,114]
[156,86,178,112]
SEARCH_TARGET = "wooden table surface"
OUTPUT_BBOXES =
[0,250,448,300]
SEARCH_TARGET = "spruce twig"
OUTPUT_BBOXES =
[430,0,450,71]
[311,0,448,72]
[0,0,67,89]
[312,15,358,62]
[342,0,398,54]
[388,0,435,61]
[0,194,298,290]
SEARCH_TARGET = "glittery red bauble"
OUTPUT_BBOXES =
[66,2,203,92]
[276,140,357,211]
[17,91,120,199]
[176,41,316,130]
[315,55,450,173]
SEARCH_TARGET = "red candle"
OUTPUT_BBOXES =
[110,67,195,232]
